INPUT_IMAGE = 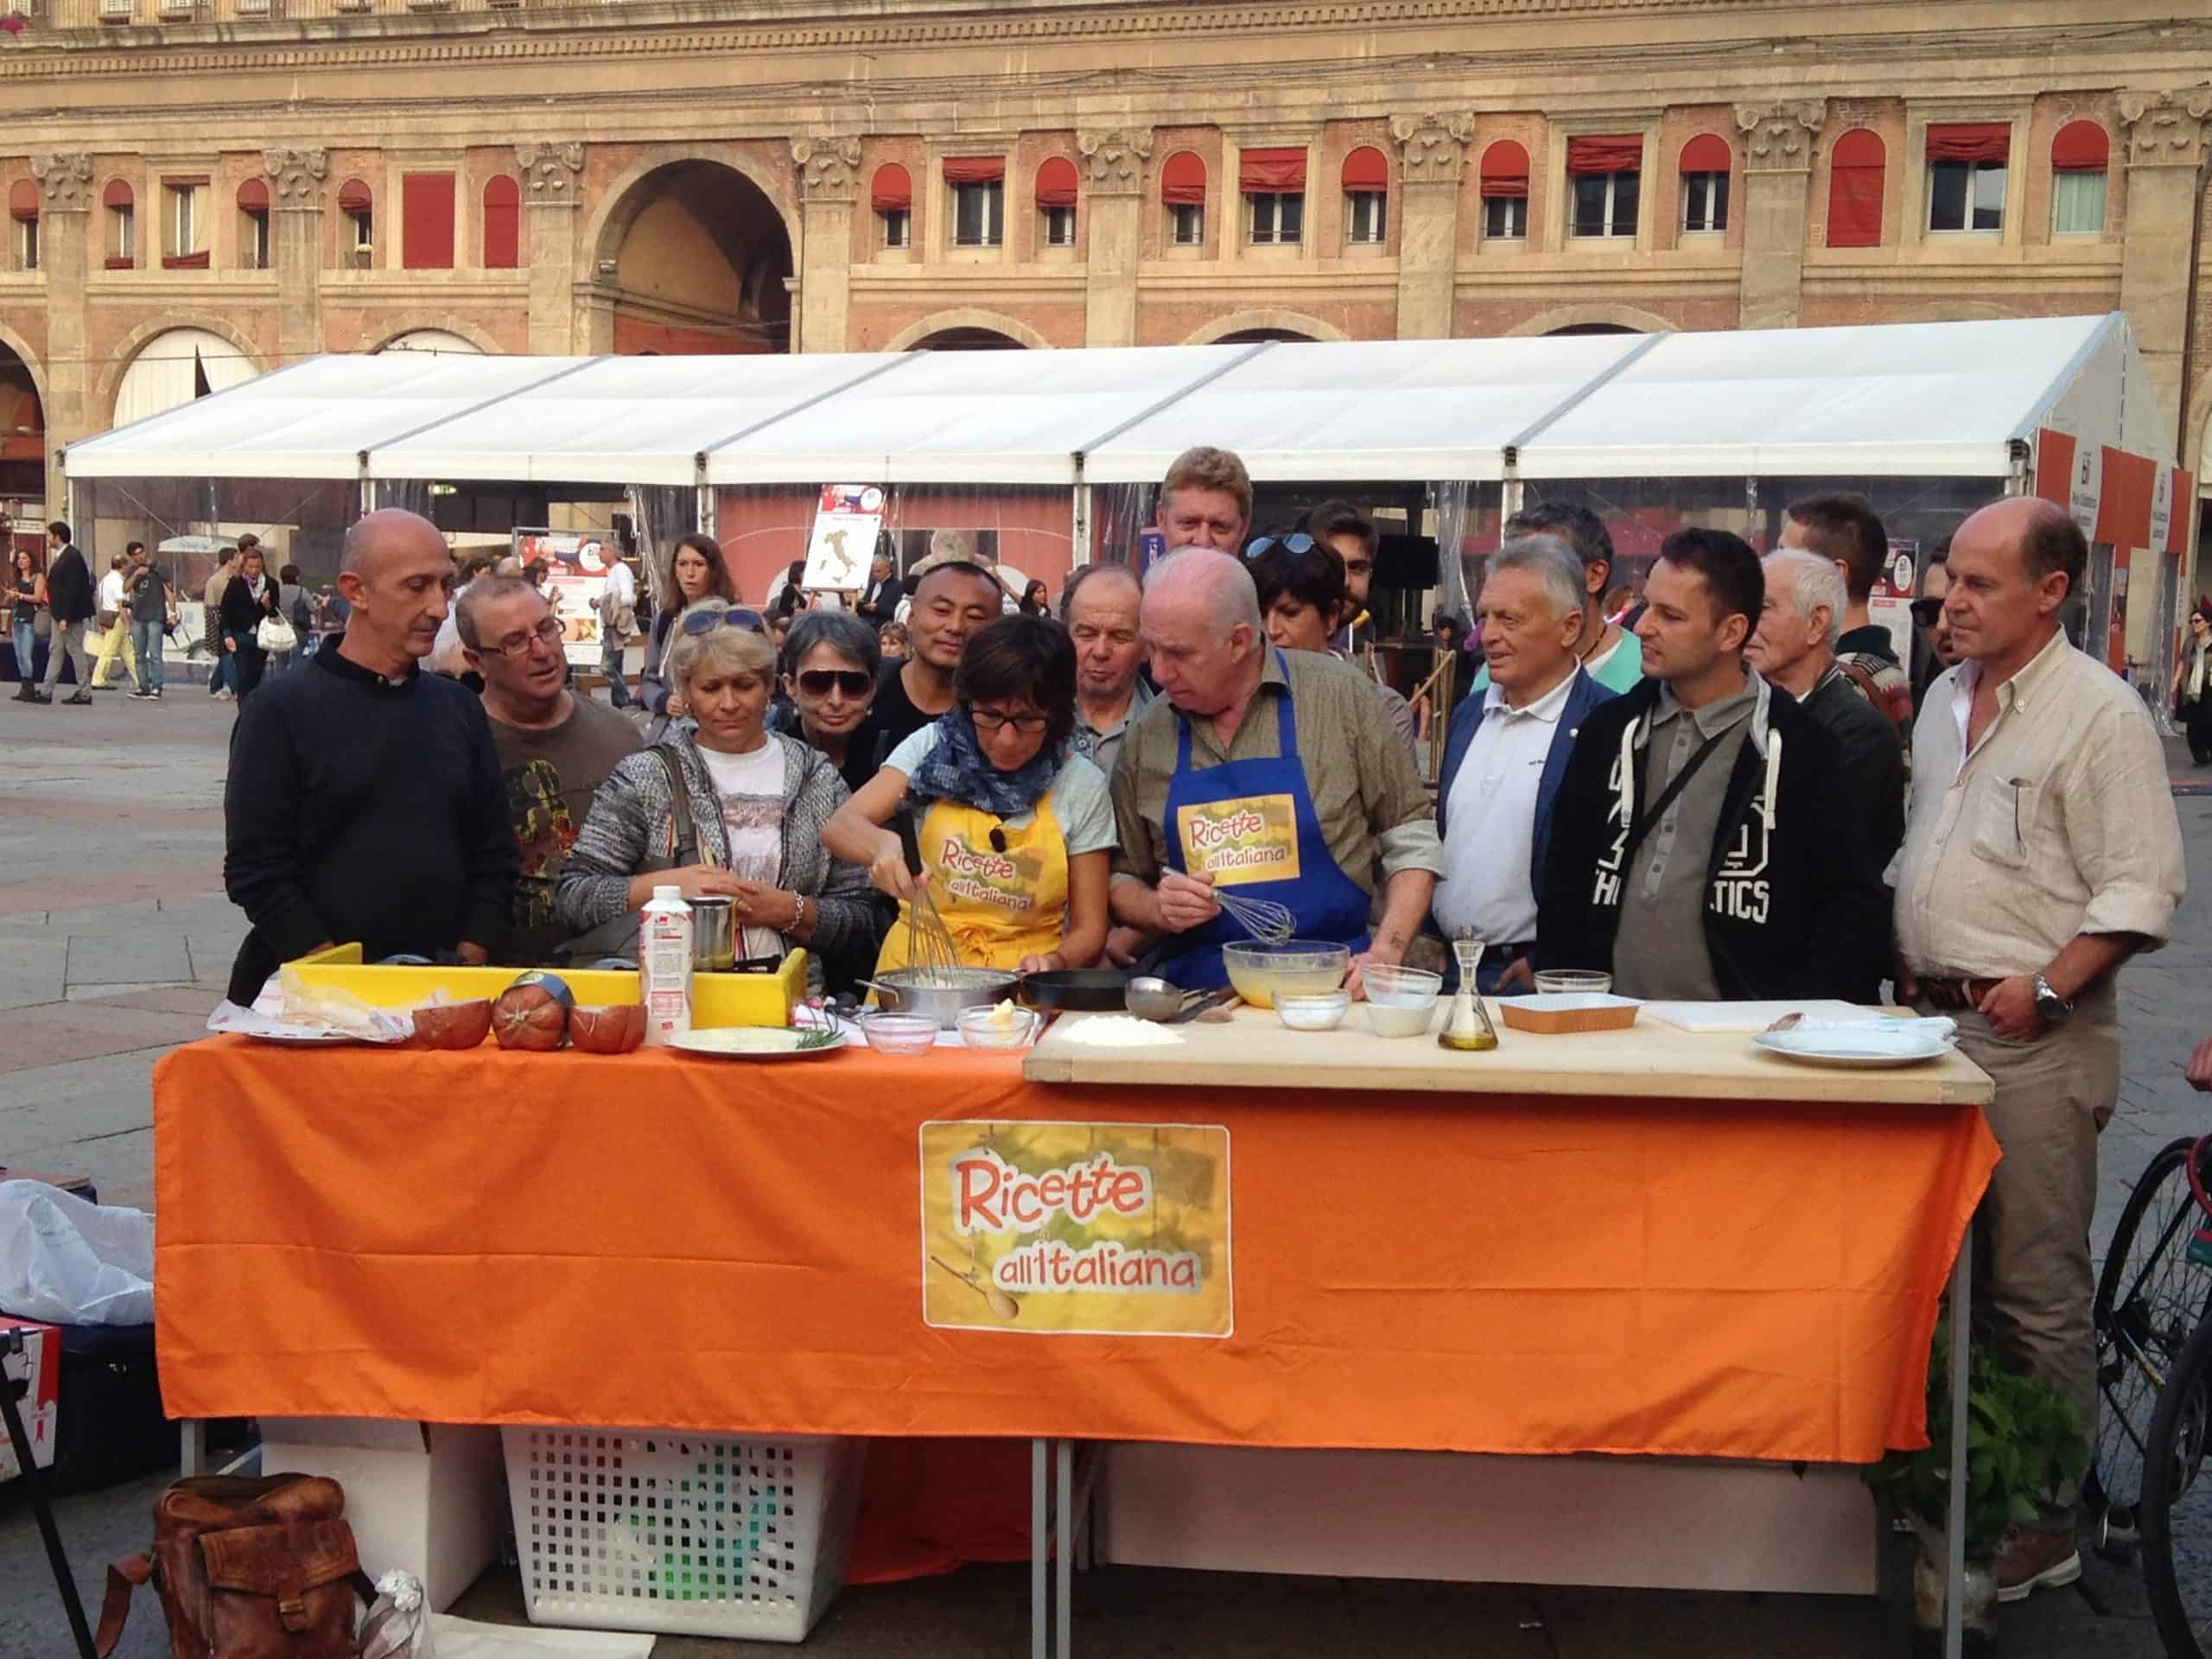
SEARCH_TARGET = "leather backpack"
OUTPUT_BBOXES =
[94,1473,377,1659]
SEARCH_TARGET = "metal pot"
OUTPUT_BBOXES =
[690,896,736,972]
[863,967,1019,1027]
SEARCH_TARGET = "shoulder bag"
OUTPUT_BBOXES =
[257,614,300,653]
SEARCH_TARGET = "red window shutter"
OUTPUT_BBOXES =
[943,156,1006,186]
[1567,135,1643,175]
[336,177,372,214]
[1926,123,2009,163]
[1341,145,1389,191]
[9,180,35,221]
[482,175,519,270]
[871,163,912,213]
[102,178,133,209]
[2051,120,2108,173]
[1161,150,1206,207]
[1826,129,1885,248]
[1035,156,1079,209]
[401,174,455,270]
[1679,134,1732,175]
[1478,140,1529,199]
[236,178,269,213]
[1239,147,1306,193]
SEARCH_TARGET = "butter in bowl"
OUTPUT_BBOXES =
[1498,993,1641,1035]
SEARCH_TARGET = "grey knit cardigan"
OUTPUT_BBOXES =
[554,725,874,988]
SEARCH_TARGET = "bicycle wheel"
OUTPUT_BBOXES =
[2143,1313,2212,1657]
[2091,1136,2212,1542]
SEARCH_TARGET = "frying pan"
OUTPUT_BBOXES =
[1018,969,1130,1012]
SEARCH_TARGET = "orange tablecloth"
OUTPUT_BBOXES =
[155,1036,1993,1467]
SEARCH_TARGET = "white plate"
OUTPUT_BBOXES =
[240,1027,365,1046]
[669,1027,846,1060]
[1752,1028,1955,1067]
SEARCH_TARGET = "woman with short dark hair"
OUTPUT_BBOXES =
[823,612,1113,976]
[1246,532,1417,756]
[772,608,881,796]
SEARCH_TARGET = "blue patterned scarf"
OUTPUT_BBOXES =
[906,707,1065,818]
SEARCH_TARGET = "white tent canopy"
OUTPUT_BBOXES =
[62,314,2173,489]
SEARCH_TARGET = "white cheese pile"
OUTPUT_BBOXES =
[1058,1014,1186,1048]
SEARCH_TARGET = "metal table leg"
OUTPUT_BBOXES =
[1944,1237,1971,1659]
[1056,1439,1073,1659]
[180,1417,206,1478]
[1032,1438,1048,1659]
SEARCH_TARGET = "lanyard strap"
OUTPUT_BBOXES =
[1621,726,1733,869]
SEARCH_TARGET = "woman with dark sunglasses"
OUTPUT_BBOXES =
[639,532,736,737]
[823,613,1115,978]
[771,608,880,797]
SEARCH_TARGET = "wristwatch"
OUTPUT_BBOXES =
[2031,973,2075,1024]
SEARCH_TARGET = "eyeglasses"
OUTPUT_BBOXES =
[488,617,566,658]
[680,606,768,638]
[796,668,873,698]
[1245,533,1317,560]
[970,706,1051,735]
[1909,598,1943,626]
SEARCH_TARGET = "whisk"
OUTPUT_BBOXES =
[896,810,969,985]
[1216,889,1295,944]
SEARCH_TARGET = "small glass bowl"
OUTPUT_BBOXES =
[1277,989,1351,1032]
[956,1005,1042,1050]
[861,1011,938,1056]
[1534,969,1612,996]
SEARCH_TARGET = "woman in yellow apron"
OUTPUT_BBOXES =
[823,613,1114,976]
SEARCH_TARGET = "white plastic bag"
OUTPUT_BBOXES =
[0,1180,156,1326]
[358,1571,439,1659]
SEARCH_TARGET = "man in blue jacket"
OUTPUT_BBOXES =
[1433,535,1618,993]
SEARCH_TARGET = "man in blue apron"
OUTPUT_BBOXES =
[1108,547,1441,993]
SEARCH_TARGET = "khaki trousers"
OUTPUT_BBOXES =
[1918,983,2118,1444]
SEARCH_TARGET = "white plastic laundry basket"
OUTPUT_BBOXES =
[502,1427,867,1643]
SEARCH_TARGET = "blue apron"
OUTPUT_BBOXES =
[1155,653,1373,989]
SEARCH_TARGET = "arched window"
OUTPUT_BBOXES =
[1678,133,1731,233]
[1478,140,1529,240]
[1036,156,1078,248]
[483,175,520,269]
[1826,129,1885,248]
[1342,144,1389,244]
[1162,150,1206,246]
[10,179,37,271]
[103,179,135,268]
[336,176,372,264]
[2050,120,2108,236]
[872,163,912,250]
[237,178,269,271]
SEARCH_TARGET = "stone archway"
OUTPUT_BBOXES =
[1182,309,1350,346]
[1505,304,1679,338]
[886,308,1051,353]
[96,315,265,429]
[105,324,264,430]
[585,155,796,355]
[366,320,503,355]
[0,328,44,508]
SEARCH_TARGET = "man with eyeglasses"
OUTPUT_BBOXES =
[222,510,517,1005]
[461,575,644,965]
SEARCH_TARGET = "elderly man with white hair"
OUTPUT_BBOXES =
[1747,546,1906,867]
[1108,546,1440,992]
[1432,536,1619,994]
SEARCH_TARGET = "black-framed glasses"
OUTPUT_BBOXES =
[796,668,872,698]
[1245,533,1317,560]
[489,616,566,658]
[970,706,1050,735]
[681,606,768,638]
[1910,598,1943,626]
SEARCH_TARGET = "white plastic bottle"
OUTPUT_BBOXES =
[639,885,695,1046]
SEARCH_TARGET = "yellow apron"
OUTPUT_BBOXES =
[873,791,1071,976]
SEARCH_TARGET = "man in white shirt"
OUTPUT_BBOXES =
[1431,536,1619,992]
[89,551,139,690]
[594,555,638,709]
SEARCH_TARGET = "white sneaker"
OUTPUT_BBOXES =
[212,688,234,701]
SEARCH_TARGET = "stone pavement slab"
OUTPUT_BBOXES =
[64,931,193,988]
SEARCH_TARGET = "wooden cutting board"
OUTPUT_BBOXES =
[1022,1001,1993,1106]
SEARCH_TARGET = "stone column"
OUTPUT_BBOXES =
[517,143,586,356]
[1078,128,1152,348]
[1389,113,1471,340]
[2116,92,2212,450]
[1732,99,1824,332]
[790,137,860,355]
[30,154,91,506]
[262,148,327,371]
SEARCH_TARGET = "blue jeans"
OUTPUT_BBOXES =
[130,618,166,690]
[600,633,633,708]
[10,616,32,683]
[208,642,233,695]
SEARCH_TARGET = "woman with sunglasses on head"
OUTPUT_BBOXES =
[823,613,1114,978]
[639,532,735,736]
[1245,532,1418,760]
[556,599,874,993]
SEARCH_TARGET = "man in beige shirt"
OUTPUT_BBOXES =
[1892,496,2184,1603]
[1109,547,1440,994]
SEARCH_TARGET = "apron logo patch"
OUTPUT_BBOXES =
[1178,795,1301,887]
[938,834,1039,913]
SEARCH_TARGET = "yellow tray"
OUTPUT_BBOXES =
[285,944,805,1029]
